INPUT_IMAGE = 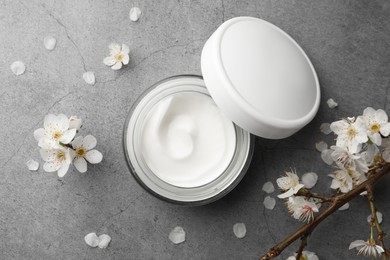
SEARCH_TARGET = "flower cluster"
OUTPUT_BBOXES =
[33,114,103,177]
[326,107,390,194]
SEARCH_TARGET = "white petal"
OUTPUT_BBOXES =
[59,128,76,144]
[26,159,39,171]
[262,181,275,194]
[363,107,376,118]
[320,123,332,135]
[10,61,26,75]
[103,56,116,66]
[34,128,45,142]
[85,150,103,164]
[370,133,382,146]
[338,203,350,211]
[44,114,56,128]
[109,43,121,54]
[40,149,56,162]
[129,7,141,22]
[74,157,87,173]
[38,138,57,150]
[122,54,130,65]
[43,161,61,172]
[169,226,185,244]
[277,189,295,199]
[349,240,366,250]
[57,162,70,177]
[72,136,83,149]
[302,172,318,189]
[56,114,70,130]
[83,71,95,85]
[98,234,111,249]
[84,233,99,247]
[43,36,57,50]
[321,149,334,165]
[327,98,338,109]
[367,212,383,224]
[121,44,130,54]
[380,123,390,136]
[375,109,388,123]
[69,116,82,130]
[315,141,328,152]
[111,61,122,70]
[82,135,97,150]
[233,223,246,239]
[263,196,276,209]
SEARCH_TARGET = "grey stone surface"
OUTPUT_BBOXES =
[1,0,390,259]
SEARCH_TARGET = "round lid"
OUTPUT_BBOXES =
[201,17,320,139]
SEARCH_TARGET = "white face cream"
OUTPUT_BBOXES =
[124,75,253,205]
[140,92,236,187]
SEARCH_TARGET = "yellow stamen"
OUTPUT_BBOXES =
[114,53,124,62]
[56,151,66,161]
[370,123,380,133]
[53,131,62,139]
[347,127,357,139]
[76,147,86,158]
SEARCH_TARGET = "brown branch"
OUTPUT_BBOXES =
[259,164,390,260]
[295,234,308,260]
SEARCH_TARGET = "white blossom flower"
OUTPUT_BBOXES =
[34,114,77,149]
[286,250,319,260]
[103,43,130,70]
[360,107,390,146]
[330,145,369,174]
[71,135,103,173]
[329,169,353,193]
[276,170,304,199]
[349,239,384,258]
[330,117,367,153]
[40,147,72,177]
[287,196,319,223]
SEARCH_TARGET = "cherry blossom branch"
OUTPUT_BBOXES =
[259,164,390,260]
[295,234,308,260]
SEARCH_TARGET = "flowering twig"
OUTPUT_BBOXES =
[259,163,390,260]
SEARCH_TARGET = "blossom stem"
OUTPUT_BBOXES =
[295,234,308,260]
[259,163,390,260]
[296,188,332,203]
[366,186,387,260]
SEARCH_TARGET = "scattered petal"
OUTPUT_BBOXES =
[321,149,334,165]
[327,98,338,109]
[169,226,185,244]
[69,116,82,130]
[44,36,57,50]
[233,223,246,239]
[320,123,332,135]
[315,140,328,152]
[98,234,111,249]
[10,61,26,75]
[367,212,383,224]
[263,196,276,210]
[129,7,142,22]
[262,181,274,194]
[83,71,95,85]
[302,172,318,189]
[84,232,99,247]
[26,159,39,171]
[338,203,350,211]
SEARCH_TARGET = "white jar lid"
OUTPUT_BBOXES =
[201,17,320,139]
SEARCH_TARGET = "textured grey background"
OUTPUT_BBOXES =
[1,0,390,259]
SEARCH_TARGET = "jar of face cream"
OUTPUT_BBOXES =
[124,17,320,205]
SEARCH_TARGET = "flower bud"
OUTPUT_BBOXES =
[69,116,82,130]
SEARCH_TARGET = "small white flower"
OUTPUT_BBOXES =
[277,170,304,199]
[349,239,385,258]
[330,117,368,153]
[34,114,77,149]
[286,250,319,260]
[129,7,141,22]
[69,116,82,131]
[361,107,390,146]
[40,147,72,177]
[287,196,319,223]
[330,145,369,174]
[103,43,130,70]
[329,169,353,193]
[71,135,103,173]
